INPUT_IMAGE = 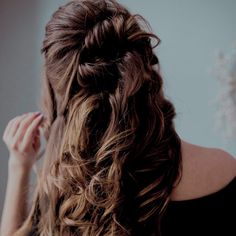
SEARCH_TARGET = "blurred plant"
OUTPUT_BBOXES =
[212,41,236,139]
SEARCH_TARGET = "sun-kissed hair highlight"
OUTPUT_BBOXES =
[13,0,182,235]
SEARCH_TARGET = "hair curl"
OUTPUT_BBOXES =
[13,0,182,235]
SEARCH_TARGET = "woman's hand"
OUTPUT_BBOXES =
[2,111,44,170]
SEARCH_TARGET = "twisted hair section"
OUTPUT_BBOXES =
[13,0,182,235]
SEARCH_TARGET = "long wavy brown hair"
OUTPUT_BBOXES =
[13,0,182,235]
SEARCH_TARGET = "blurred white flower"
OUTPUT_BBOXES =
[212,41,236,139]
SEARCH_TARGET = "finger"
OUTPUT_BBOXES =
[13,112,42,143]
[3,116,19,139]
[9,113,29,137]
[2,114,26,141]
[20,114,44,151]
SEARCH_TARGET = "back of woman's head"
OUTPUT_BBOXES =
[14,0,182,235]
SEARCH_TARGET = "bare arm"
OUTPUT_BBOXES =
[0,164,31,236]
[0,112,44,236]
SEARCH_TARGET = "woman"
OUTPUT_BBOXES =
[1,0,236,235]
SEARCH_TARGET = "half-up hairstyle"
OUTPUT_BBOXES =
[13,0,182,235]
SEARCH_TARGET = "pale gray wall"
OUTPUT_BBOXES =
[118,0,236,153]
[1,0,236,216]
[0,0,40,216]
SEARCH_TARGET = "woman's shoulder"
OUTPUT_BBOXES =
[170,139,236,201]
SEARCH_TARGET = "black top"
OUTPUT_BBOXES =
[160,176,236,236]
